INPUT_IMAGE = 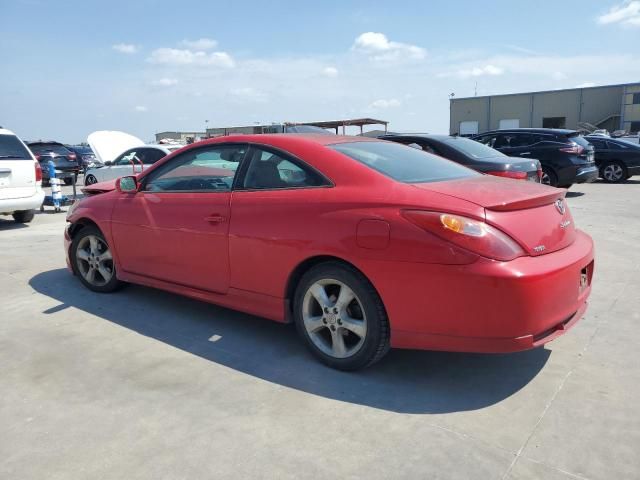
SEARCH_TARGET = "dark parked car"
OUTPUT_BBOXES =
[381,134,541,182]
[584,136,640,183]
[66,145,99,173]
[27,141,80,185]
[472,129,598,188]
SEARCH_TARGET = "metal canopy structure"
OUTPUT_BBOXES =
[286,118,389,135]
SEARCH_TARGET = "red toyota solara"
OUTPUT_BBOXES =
[64,134,594,370]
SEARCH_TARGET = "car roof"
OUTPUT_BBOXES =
[382,133,458,142]
[0,128,18,136]
[199,133,381,148]
[27,140,66,146]
[479,128,577,135]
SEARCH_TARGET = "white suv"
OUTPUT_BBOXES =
[0,128,45,224]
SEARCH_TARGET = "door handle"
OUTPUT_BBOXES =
[205,214,226,224]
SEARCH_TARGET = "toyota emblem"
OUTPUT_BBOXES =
[555,199,565,215]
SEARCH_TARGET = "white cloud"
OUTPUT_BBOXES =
[112,43,138,54]
[181,38,218,50]
[352,32,426,62]
[576,82,597,88]
[151,78,178,87]
[148,48,235,67]
[459,64,504,78]
[322,66,339,77]
[369,98,401,109]
[597,1,640,26]
[134,105,148,112]
[230,87,268,103]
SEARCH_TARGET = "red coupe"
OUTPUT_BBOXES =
[64,134,594,370]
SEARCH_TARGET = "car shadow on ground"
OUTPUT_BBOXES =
[30,268,550,414]
[0,218,29,230]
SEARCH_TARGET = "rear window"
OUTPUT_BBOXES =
[441,137,507,159]
[28,143,71,155]
[0,135,33,160]
[569,135,591,148]
[330,141,479,183]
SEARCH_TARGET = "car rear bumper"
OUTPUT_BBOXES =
[0,189,45,214]
[575,165,598,183]
[364,230,594,353]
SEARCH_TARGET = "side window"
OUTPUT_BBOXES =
[243,148,326,189]
[506,134,535,148]
[476,134,498,148]
[606,141,627,150]
[588,139,605,149]
[144,145,246,192]
[492,134,510,148]
[114,150,137,166]
[141,149,166,164]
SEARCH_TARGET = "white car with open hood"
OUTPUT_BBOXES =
[84,131,182,186]
[0,127,45,224]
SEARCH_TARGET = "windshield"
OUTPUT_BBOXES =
[330,141,479,183]
[570,135,592,148]
[28,143,72,155]
[0,134,33,160]
[441,137,506,159]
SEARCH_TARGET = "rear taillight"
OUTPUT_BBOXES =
[402,211,525,261]
[68,153,77,160]
[559,143,584,155]
[34,161,42,182]
[486,171,528,180]
[34,153,41,160]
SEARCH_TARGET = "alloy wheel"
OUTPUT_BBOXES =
[301,279,367,359]
[76,235,114,286]
[603,164,624,182]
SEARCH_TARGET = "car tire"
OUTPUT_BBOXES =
[70,226,123,293]
[42,178,50,187]
[84,174,98,186]
[12,209,35,223]
[63,174,77,186]
[541,167,558,187]
[600,162,627,183]
[293,261,390,371]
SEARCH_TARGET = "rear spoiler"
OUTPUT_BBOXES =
[485,190,565,212]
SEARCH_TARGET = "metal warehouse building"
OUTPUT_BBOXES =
[449,82,640,136]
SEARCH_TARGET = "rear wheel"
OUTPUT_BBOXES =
[12,210,35,223]
[600,162,627,183]
[63,174,77,186]
[541,167,558,187]
[71,226,123,293]
[84,174,98,186]
[293,262,390,370]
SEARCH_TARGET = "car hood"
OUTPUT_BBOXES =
[81,179,117,195]
[87,130,145,163]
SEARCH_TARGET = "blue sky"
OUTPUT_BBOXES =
[1,0,639,143]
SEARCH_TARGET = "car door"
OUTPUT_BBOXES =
[587,138,610,167]
[110,143,248,293]
[228,145,332,297]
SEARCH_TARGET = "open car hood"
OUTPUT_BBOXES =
[87,130,144,163]
[81,179,117,195]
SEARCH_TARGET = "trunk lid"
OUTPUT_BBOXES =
[413,176,576,256]
[88,131,144,163]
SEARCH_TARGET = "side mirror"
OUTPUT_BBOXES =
[104,160,113,166]
[116,176,138,193]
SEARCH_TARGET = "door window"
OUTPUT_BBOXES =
[475,134,500,148]
[504,134,536,148]
[606,141,628,150]
[143,145,246,192]
[114,150,138,166]
[242,148,326,189]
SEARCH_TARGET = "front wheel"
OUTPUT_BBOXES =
[71,226,123,293]
[293,262,390,370]
[84,174,98,186]
[600,162,627,183]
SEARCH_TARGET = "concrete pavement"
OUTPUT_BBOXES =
[1,180,638,479]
